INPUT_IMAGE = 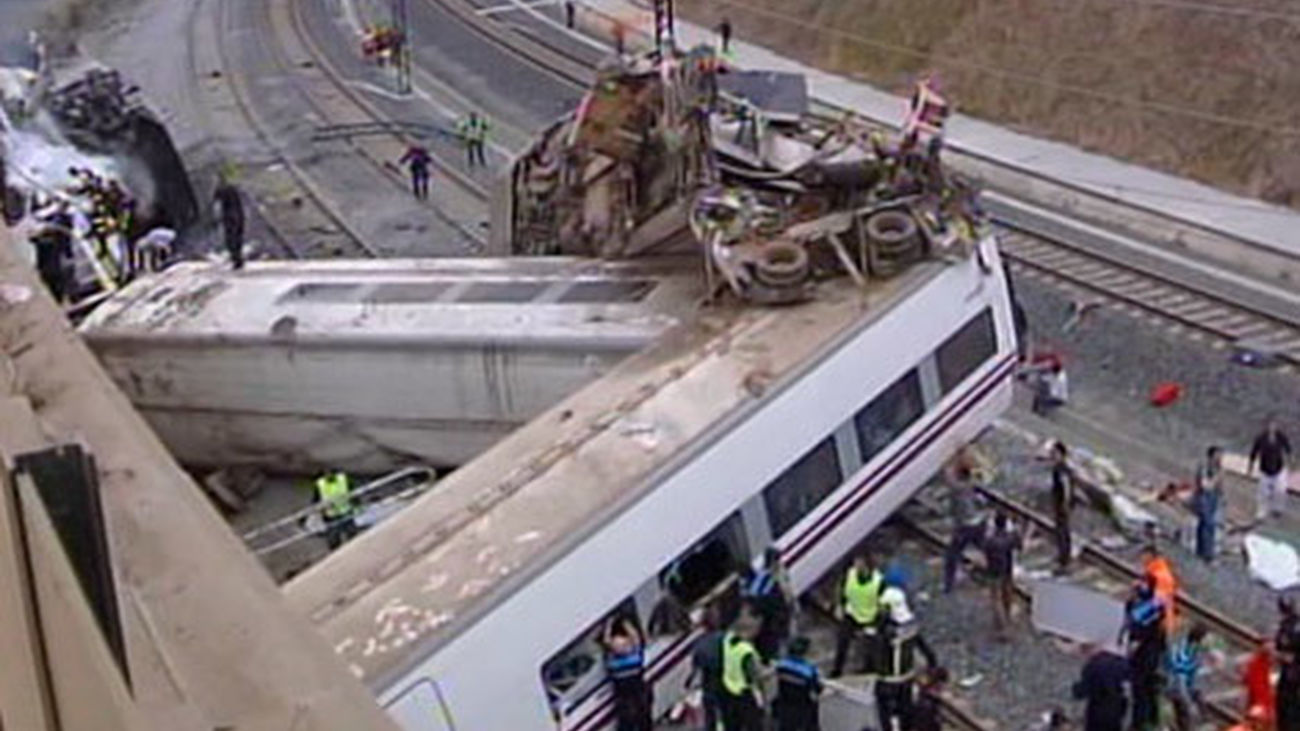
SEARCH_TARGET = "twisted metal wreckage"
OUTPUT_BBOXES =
[505,46,992,304]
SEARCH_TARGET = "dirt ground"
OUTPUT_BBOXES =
[678,0,1300,208]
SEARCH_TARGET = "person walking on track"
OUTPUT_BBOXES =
[459,112,490,169]
[399,144,432,200]
[1248,418,1292,522]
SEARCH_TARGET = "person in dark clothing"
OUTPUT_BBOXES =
[1276,596,1300,731]
[603,616,653,731]
[984,512,1026,639]
[213,179,246,270]
[1248,418,1292,521]
[1050,441,1074,573]
[1074,645,1130,731]
[399,144,432,200]
[744,545,794,662]
[877,578,938,731]
[30,209,74,303]
[717,18,733,53]
[564,0,575,27]
[772,636,821,731]
[685,607,724,731]
[912,666,950,731]
[1122,579,1167,731]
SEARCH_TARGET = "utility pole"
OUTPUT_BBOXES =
[392,0,412,94]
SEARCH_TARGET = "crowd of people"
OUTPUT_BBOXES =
[597,542,944,731]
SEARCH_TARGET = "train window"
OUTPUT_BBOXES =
[854,370,924,462]
[762,437,843,537]
[936,308,996,393]
[540,599,639,717]
[659,512,747,609]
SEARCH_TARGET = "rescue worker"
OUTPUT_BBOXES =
[772,636,821,731]
[458,112,490,169]
[1165,622,1208,731]
[720,618,765,731]
[876,567,938,731]
[831,551,883,677]
[399,144,433,200]
[213,176,246,270]
[603,616,653,731]
[1141,544,1179,634]
[744,545,794,662]
[314,470,357,549]
[1277,595,1300,731]
[1122,578,1167,731]
[1073,643,1130,731]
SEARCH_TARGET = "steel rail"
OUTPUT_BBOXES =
[412,0,1300,369]
[969,488,1262,724]
[210,0,368,258]
[896,510,1242,725]
[286,0,492,210]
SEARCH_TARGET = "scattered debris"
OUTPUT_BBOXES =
[1231,338,1285,368]
[1243,533,1300,590]
[1149,381,1183,407]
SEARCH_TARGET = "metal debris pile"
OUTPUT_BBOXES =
[46,69,142,140]
[506,48,989,304]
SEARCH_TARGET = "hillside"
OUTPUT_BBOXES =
[678,0,1300,208]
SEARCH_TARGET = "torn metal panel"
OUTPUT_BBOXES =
[1031,579,1125,652]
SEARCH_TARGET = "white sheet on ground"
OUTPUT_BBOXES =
[1244,533,1300,590]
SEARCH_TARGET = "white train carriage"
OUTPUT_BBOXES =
[284,239,1018,730]
[77,257,701,473]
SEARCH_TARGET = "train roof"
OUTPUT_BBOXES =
[285,260,946,686]
[79,257,703,349]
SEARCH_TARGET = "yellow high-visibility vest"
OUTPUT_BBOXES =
[843,567,883,626]
[721,631,758,696]
[316,473,354,519]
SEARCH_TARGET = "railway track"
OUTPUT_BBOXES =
[210,0,489,259]
[212,0,378,258]
[997,227,1300,368]
[900,485,1265,729]
[408,0,1300,369]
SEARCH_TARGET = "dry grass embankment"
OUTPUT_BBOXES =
[678,0,1300,208]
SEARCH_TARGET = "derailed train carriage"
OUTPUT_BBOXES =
[290,50,1019,730]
